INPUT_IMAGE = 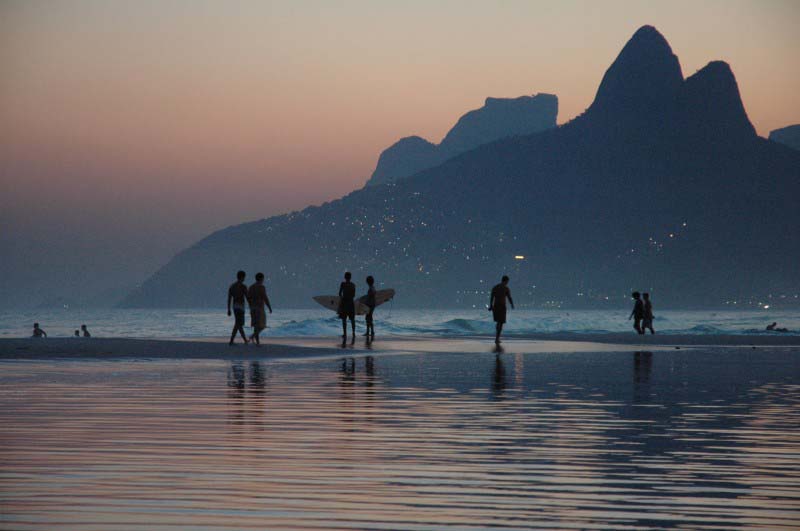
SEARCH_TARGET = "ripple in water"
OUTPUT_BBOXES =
[1,349,799,530]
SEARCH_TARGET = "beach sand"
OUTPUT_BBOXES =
[2,332,798,360]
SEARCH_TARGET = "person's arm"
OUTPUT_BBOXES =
[338,282,344,298]
[265,294,272,313]
[507,290,514,310]
[488,291,495,311]
[227,286,233,316]
[42,329,47,338]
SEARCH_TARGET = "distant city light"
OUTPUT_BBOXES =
[763,305,770,309]
[514,255,525,260]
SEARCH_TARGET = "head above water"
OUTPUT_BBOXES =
[643,293,650,300]
[632,291,641,299]
[33,323,40,328]
[81,324,87,330]
[502,275,509,284]
[255,272,264,282]
[366,275,374,285]
[74,330,80,336]
[237,270,246,281]
[344,271,351,281]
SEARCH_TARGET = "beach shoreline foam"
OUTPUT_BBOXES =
[2,333,798,361]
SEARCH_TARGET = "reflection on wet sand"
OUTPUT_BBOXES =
[1,349,799,530]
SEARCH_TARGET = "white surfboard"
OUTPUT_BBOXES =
[313,288,395,316]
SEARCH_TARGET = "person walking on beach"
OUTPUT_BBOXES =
[81,324,91,338]
[247,272,272,346]
[338,271,356,345]
[629,291,645,334]
[362,275,376,341]
[642,293,655,334]
[489,275,514,344]
[32,323,47,338]
[227,270,249,346]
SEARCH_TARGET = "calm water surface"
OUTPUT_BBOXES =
[1,349,799,530]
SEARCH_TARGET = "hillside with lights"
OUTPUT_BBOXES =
[122,26,800,309]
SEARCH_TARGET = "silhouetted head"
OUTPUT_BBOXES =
[632,291,640,299]
[74,330,80,337]
[502,275,509,284]
[366,275,374,286]
[643,293,650,300]
[236,270,246,281]
[81,324,87,330]
[33,323,39,328]
[344,271,352,281]
[255,272,264,282]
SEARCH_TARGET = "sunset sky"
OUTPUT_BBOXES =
[1,0,798,306]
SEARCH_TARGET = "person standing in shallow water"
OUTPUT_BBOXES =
[247,272,272,346]
[489,275,514,344]
[81,324,91,338]
[629,291,645,335]
[642,293,655,334]
[32,323,47,338]
[338,271,356,345]
[363,275,376,341]
[227,270,249,346]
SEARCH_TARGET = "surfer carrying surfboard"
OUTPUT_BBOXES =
[338,272,357,344]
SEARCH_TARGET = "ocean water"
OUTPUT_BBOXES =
[1,308,798,339]
[1,349,799,530]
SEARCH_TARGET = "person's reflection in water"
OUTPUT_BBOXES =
[227,362,246,426]
[633,351,653,403]
[227,361,268,428]
[491,354,507,399]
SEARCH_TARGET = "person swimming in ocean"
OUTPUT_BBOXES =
[629,292,644,334]
[766,322,789,333]
[81,324,91,338]
[362,275,376,340]
[338,271,356,345]
[489,275,514,344]
[32,323,47,338]
[642,293,655,334]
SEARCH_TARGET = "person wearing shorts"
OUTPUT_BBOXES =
[227,270,249,345]
[247,272,273,346]
[338,271,356,344]
[489,275,514,344]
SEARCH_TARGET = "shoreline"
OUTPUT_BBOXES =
[1,333,798,361]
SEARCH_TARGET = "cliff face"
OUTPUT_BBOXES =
[121,26,800,310]
[366,94,558,187]
[769,124,800,151]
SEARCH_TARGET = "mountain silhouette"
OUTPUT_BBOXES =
[770,124,800,151]
[121,26,800,310]
[367,94,557,186]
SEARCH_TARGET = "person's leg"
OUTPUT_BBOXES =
[229,326,238,345]
[495,322,502,343]
[341,318,347,340]
[350,317,355,343]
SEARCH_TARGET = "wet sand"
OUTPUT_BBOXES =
[2,332,798,360]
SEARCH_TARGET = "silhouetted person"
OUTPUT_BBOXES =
[362,275,376,340]
[629,291,644,334]
[766,322,789,332]
[227,270,249,346]
[247,272,272,346]
[642,293,655,334]
[74,330,80,338]
[81,324,91,338]
[32,323,46,338]
[338,272,356,345]
[489,275,514,343]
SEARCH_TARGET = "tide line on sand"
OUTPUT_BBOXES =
[1,333,798,361]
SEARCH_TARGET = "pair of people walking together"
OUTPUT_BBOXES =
[629,291,654,334]
[228,270,273,346]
